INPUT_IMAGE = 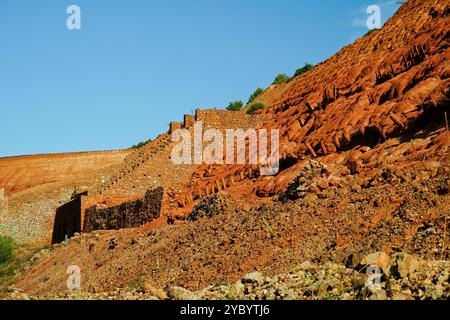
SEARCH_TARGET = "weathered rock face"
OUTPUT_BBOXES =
[83,187,163,232]
[282,160,330,200]
[165,0,450,218]
[8,160,448,295]
[186,192,233,222]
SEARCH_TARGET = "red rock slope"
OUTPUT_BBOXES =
[164,0,449,218]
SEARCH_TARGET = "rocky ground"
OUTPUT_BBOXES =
[2,252,448,300]
[0,160,447,300]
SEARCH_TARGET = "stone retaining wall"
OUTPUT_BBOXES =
[83,187,163,232]
[184,114,195,128]
[195,109,260,130]
[169,122,183,134]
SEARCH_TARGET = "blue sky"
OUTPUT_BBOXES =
[0,0,399,157]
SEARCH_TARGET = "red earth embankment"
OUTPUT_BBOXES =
[0,150,130,195]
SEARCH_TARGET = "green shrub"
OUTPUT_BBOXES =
[0,242,50,290]
[0,236,16,265]
[272,73,290,85]
[0,263,15,278]
[364,28,380,37]
[294,63,314,77]
[127,276,145,290]
[246,102,266,115]
[247,87,264,104]
[131,139,151,149]
[187,194,221,222]
[226,100,244,111]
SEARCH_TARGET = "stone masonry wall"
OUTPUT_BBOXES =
[184,114,195,128]
[169,122,182,134]
[195,109,261,130]
[83,187,163,232]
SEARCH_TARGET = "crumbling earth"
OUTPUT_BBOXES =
[1,160,448,299]
[0,0,449,300]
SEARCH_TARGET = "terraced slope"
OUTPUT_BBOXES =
[0,150,131,242]
[0,150,130,194]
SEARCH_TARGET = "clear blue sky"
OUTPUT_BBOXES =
[0,0,399,157]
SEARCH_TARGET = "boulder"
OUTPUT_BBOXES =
[359,252,391,275]
[166,286,198,300]
[392,253,425,278]
[242,271,263,284]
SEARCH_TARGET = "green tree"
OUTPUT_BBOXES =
[226,100,244,111]
[0,236,16,265]
[131,139,151,149]
[246,102,266,115]
[272,73,290,85]
[248,87,264,104]
[294,63,314,77]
